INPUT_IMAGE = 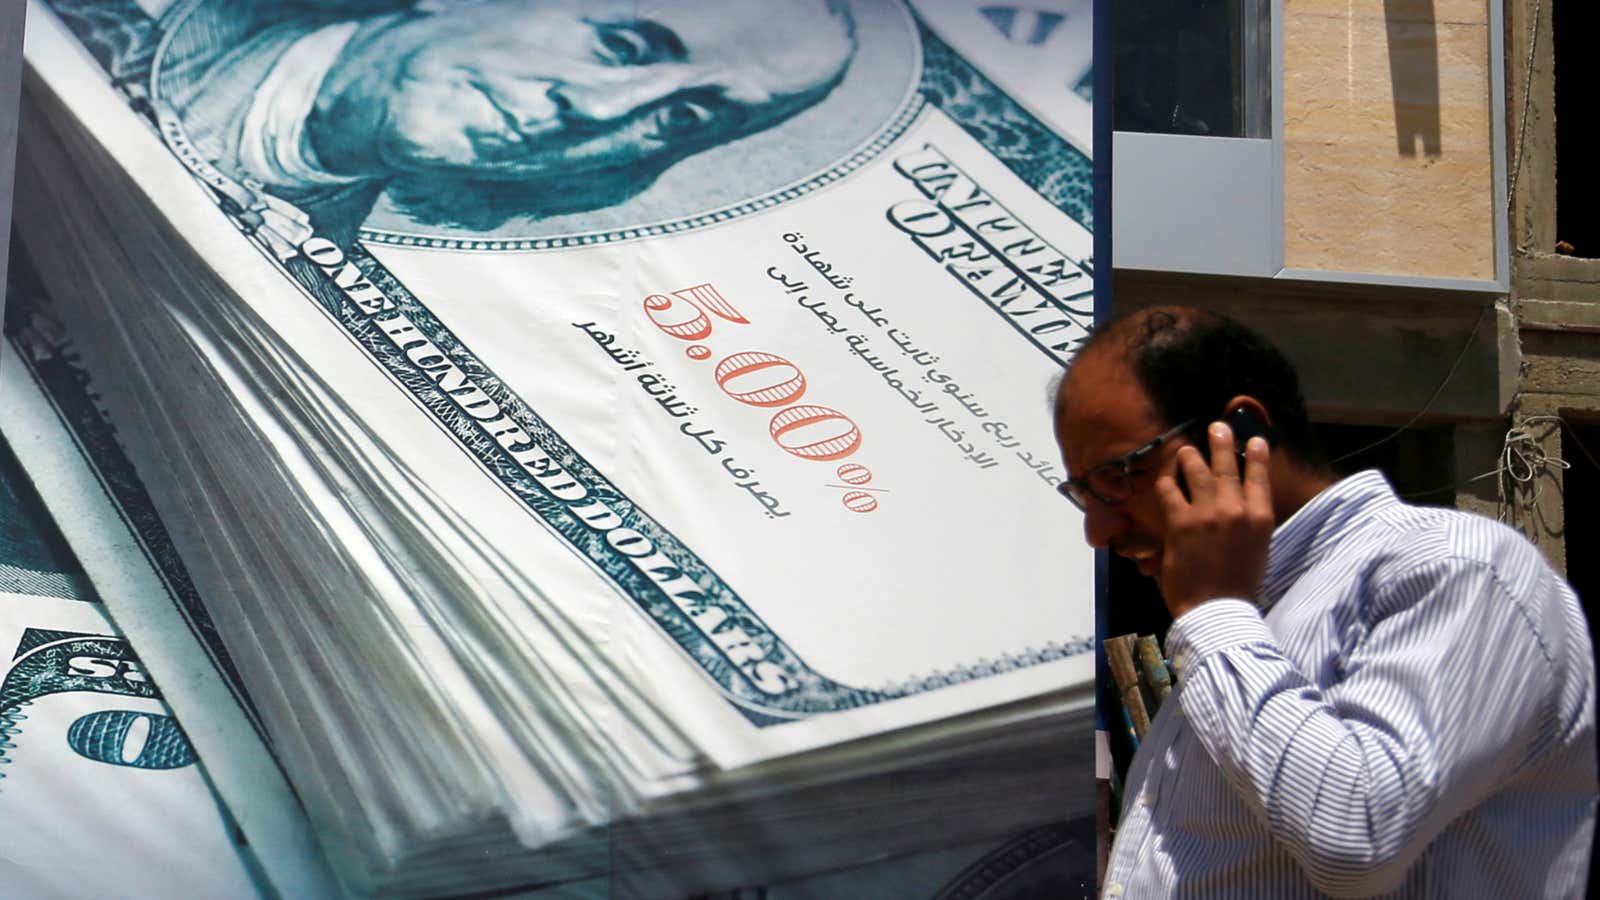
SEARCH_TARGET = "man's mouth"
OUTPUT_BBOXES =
[1120,546,1160,576]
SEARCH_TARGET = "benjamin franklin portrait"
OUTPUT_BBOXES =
[148,0,891,246]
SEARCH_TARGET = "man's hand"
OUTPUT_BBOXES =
[1152,422,1274,618]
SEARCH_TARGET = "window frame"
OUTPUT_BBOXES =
[1111,0,1510,292]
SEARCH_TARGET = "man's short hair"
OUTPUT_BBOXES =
[1081,306,1328,467]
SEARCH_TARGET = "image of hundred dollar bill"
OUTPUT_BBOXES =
[24,0,1097,764]
[0,437,260,897]
[15,0,1097,891]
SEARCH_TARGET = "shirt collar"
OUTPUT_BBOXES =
[1257,469,1400,610]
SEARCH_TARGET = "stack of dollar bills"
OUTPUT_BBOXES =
[10,0,1098,895]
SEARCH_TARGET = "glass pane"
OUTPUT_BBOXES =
[1114,0,1270,137]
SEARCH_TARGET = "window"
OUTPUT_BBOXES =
[1554,0,1597,257]
[1114,0,1271,138]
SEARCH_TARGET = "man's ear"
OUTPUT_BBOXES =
[1219,395,1274,453]
[1220,395,1271,428]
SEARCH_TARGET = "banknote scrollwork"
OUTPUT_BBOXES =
[0,630,197,775]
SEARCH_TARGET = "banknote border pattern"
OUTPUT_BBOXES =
[40,0,1094,726]
[0,631,159,773]
[916,22,1093,231]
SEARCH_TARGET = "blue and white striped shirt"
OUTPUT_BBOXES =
[1105,470,1597,898]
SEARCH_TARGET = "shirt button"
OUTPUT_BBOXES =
[1107,883,1124,896]
[1140,793,1155,807]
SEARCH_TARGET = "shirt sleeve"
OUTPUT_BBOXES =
[1166,561,1560,897]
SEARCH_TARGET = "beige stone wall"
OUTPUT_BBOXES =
[1283,0,1497,280]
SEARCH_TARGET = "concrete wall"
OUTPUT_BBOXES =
[1503,0,1600,573]
[1112,271,1509,423]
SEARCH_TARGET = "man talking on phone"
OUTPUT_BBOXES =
[1055,306,1596,897]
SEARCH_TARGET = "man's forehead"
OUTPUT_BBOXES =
[635,0,844,41]
[1056,353,1162,440]
[635,0,852,102]
[1060,351,1139,405]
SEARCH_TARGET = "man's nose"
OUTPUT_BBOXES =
[1081,500,1127,550]
[552,68,687,124]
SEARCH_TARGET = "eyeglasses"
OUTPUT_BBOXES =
[1057,418,1198,511]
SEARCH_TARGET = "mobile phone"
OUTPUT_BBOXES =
[1217,406,1272,463]
[1177,407,1272,499]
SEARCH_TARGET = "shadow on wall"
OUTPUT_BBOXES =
[1384,0,1442,157]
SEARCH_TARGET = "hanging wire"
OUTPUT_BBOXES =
[1397,415,1598,513]
[1482,416,1570,521]
[1332,305,1491,467]
[1507,0,1543,226]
